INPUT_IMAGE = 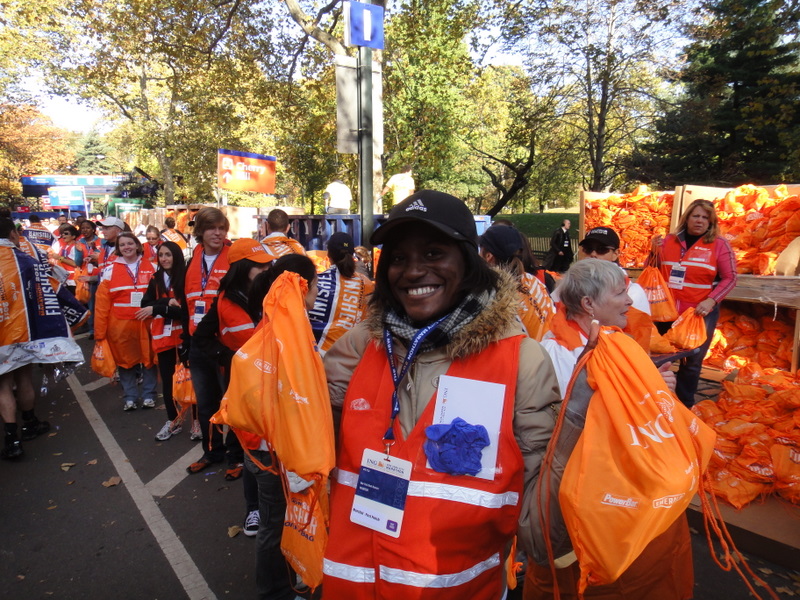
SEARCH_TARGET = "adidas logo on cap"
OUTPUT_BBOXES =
[405,199,427,212]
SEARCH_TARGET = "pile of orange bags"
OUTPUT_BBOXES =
[692,368,800,509]
[584,185,675,268]
[704,303,795,372]
[713,184,800,274]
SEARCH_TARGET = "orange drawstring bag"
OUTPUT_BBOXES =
[172,363,196,423]
[91,339,117,379]
[664,308,708,350]
[212,271,335,477]
[637,260,678,322]
[557,329,716,594]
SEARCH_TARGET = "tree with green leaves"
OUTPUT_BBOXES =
[637,0,800,186]
[74,130,114,174]
[497,0,675,192]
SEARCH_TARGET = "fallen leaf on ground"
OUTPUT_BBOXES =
[47,505,57,510]
[52,452,62,456]
[60,463,77,472]
[228,526,242,538]
[102,476,122,487]
[48,432,57,437]
[67,481,74,485]
[759,568,773,575]
[776,587,794,596]
[16,575,24,581]
[87,459,97,465]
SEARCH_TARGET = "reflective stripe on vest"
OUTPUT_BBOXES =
[323,553,501,589]
[334,468,519,509]
[221,323,254,336]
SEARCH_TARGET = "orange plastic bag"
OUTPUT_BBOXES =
[558,330,716,592]
[212,271,335,477]
[281,481,329,589]
[664,308,707,350]
[636,265,678,322]
[74,266,91,304]
[771,445,800,504]
[91,339,117,379]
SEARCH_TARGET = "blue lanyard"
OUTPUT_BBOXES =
[381,316,446,453]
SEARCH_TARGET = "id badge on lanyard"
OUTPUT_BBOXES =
[669,265,686,290]
[193,300,206,325]
[351,449,411,538]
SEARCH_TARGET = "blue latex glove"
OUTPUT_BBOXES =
[424,417,490,476]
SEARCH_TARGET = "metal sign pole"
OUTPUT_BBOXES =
[358,44,374,248]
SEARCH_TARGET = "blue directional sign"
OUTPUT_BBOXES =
[345,1,385,50]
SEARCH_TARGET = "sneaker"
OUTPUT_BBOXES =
[189,420,202,441]
[243,509,260,537]
[142,398,155,409]
[123,400,137,411]
[1,438,23,459]
[21,419,50,441]
[155,420,182,441]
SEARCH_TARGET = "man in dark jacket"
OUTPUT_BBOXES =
[546,219,573,272]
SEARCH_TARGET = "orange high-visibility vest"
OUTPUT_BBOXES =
[218,292,255,351]
[161,228,187,249]
[104,257,156,320]
[260,234,306,259]
[184,245,230,335]
[659,235,719,311]
[324,336,524,600]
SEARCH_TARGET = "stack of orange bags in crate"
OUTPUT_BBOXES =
[692,365,800,509]
[715,184,800,274]
[704,304,795,372]
[583,185,675,268]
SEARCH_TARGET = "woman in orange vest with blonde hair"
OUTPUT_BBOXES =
[322,191,561,599]
[94,232,157,411]
[652,199,736,407]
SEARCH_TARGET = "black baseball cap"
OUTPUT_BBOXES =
[479,226,524,261]
[327,231,354,254]
[370,190,478,247]
[580,226,620,249]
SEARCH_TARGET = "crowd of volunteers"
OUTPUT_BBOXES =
[1,191,737,600]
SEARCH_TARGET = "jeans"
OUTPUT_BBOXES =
[246,451,295,600]
[189,345,242,463]
[117,364,158,406]
[156,348,179,421]
[657,306,719,408]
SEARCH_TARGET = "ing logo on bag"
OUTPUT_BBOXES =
[652,493,685,509]
[254,359,276,374]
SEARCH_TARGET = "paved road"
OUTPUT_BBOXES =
[1,335,798,599]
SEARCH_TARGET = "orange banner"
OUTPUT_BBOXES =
[217,149,276,194]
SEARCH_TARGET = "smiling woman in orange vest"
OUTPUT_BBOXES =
[94,232,157,411]
[322,191,561,599]
[652,199,737,407]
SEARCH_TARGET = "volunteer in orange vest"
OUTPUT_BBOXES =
[94,216,127,271]
[526,259,691,600]
[571,226,654,353]
[322,191,561,599]
[160,216,188,251]
[94,232,158,411]
[77,220,103,335]
[49,225,83,294]
[184,207,234,470]
[308,231,374,356]
[652,199,737,407]
[135,241,189,441]
[479,225,555,342]
[142,225,161,267]
[260,208,305,258]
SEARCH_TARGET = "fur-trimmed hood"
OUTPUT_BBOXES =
[364,268,523,360]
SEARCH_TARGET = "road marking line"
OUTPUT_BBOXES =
[147,445,199,497]
[82,377,111,392]
[68,374,217,600]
